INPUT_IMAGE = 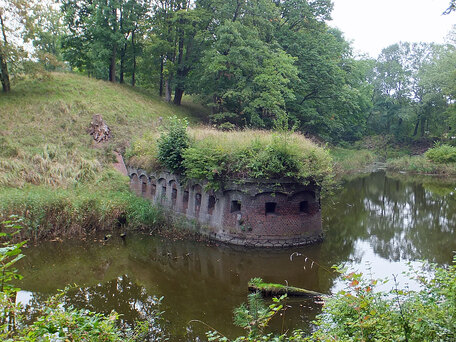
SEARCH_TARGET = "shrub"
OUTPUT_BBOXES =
[129,126,333,190]
[425,143,456,163]
[157,116,189,173]
[304,260,456,341]
[182,142,230,190]
[208,259,456,341]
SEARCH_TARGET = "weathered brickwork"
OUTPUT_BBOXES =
[128,166,323,247]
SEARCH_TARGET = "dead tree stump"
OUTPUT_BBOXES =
[88,114,111,142]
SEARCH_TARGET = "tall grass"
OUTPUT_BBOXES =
[387,155,456,175]
[0,73,207,239]
[0,170,165,241]
[126,126,333,189]
[330,147,377,174]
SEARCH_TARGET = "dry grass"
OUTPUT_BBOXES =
[0,72,208,188]
[127,125,333,188]
[188,127,317,152]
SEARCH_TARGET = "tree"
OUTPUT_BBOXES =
[0,0,34,92]
[28,4,66,71]
[371,42,450,139]
[62,0,149,83]
[0,8,10,92]
[149,0,207,103]
[192,20,297,128]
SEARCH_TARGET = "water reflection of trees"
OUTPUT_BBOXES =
[324,172,456,265]
[20,276,166,340]
[17,172,456,340]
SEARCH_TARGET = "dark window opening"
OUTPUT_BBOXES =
[208,196,216,214]
[231,200,241,213]
[265,202,277,215]
[172,188,177,205]
[195,193,202,214]
[183,190,189,210]
[150,183,156,197]
[300,201,309,213]
[162,186,167,197]
[141,180,147,194]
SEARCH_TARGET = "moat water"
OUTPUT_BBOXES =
[16,171,456,340]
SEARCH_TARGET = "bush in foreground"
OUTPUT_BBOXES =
[0,217,166,341]
[208,259,456,341]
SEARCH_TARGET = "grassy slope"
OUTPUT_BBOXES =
[0,73,208,237]
[0,72,207,187]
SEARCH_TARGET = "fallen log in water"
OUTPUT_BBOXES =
[248,278,324,298]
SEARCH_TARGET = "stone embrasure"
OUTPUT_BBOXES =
[128,167,323,247]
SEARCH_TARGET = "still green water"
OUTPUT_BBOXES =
[16,171,456,340]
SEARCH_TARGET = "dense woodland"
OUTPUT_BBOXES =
[1,0,456,144]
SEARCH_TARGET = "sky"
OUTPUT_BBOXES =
[329,0,456,58]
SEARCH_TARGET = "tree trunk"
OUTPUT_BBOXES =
[120,43,126,84]
[131,30,136,87]
[109,44,117,82]
[413,118,419,136]
[0,14,10,93]
[159,57,164,97]
[174,88,184,105]
[109,7,117,83]
[165,78,172,102]
[173,24,185,105]
[0,46,9,93]
[420,116,426,137]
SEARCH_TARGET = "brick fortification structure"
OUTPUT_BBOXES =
[128,167,323,247]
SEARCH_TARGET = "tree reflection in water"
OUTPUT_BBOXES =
[15,171,456,340]
[323,171,456,266]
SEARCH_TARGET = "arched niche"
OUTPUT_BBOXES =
[254,192,287,216]
[139,175,148,195]
[169,180,178,206]
[289,191,317,214]
[149,176,157,197]
[207,195,216,215]
[130,173,140,194]
[193,184,203,215]
[157,178,167,199]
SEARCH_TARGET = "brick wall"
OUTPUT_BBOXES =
[128,167,322,247]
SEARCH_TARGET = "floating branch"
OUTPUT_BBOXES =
[248,278,324,298]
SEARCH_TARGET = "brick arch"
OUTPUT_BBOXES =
[192,184,203,216]
[130,173,141,195]
[253,191,287,199]
[157,178,167,201]
[139,175,148,196]
[289,190,316,201]
[254,192,287,216]
[169,180,178,207]
[148,176,157,198]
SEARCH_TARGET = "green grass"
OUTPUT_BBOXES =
[330,147,377,174]
[0,73,208,238]
[0,73,208,189]
[0,169,165,240]
[387,155,456,175]
[127,126,334,189]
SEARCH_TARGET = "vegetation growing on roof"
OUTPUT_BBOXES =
[126,117,333,190]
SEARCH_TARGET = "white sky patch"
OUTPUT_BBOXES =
[329,0,456,58]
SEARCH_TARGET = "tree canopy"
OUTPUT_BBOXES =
[1,0,455,145]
